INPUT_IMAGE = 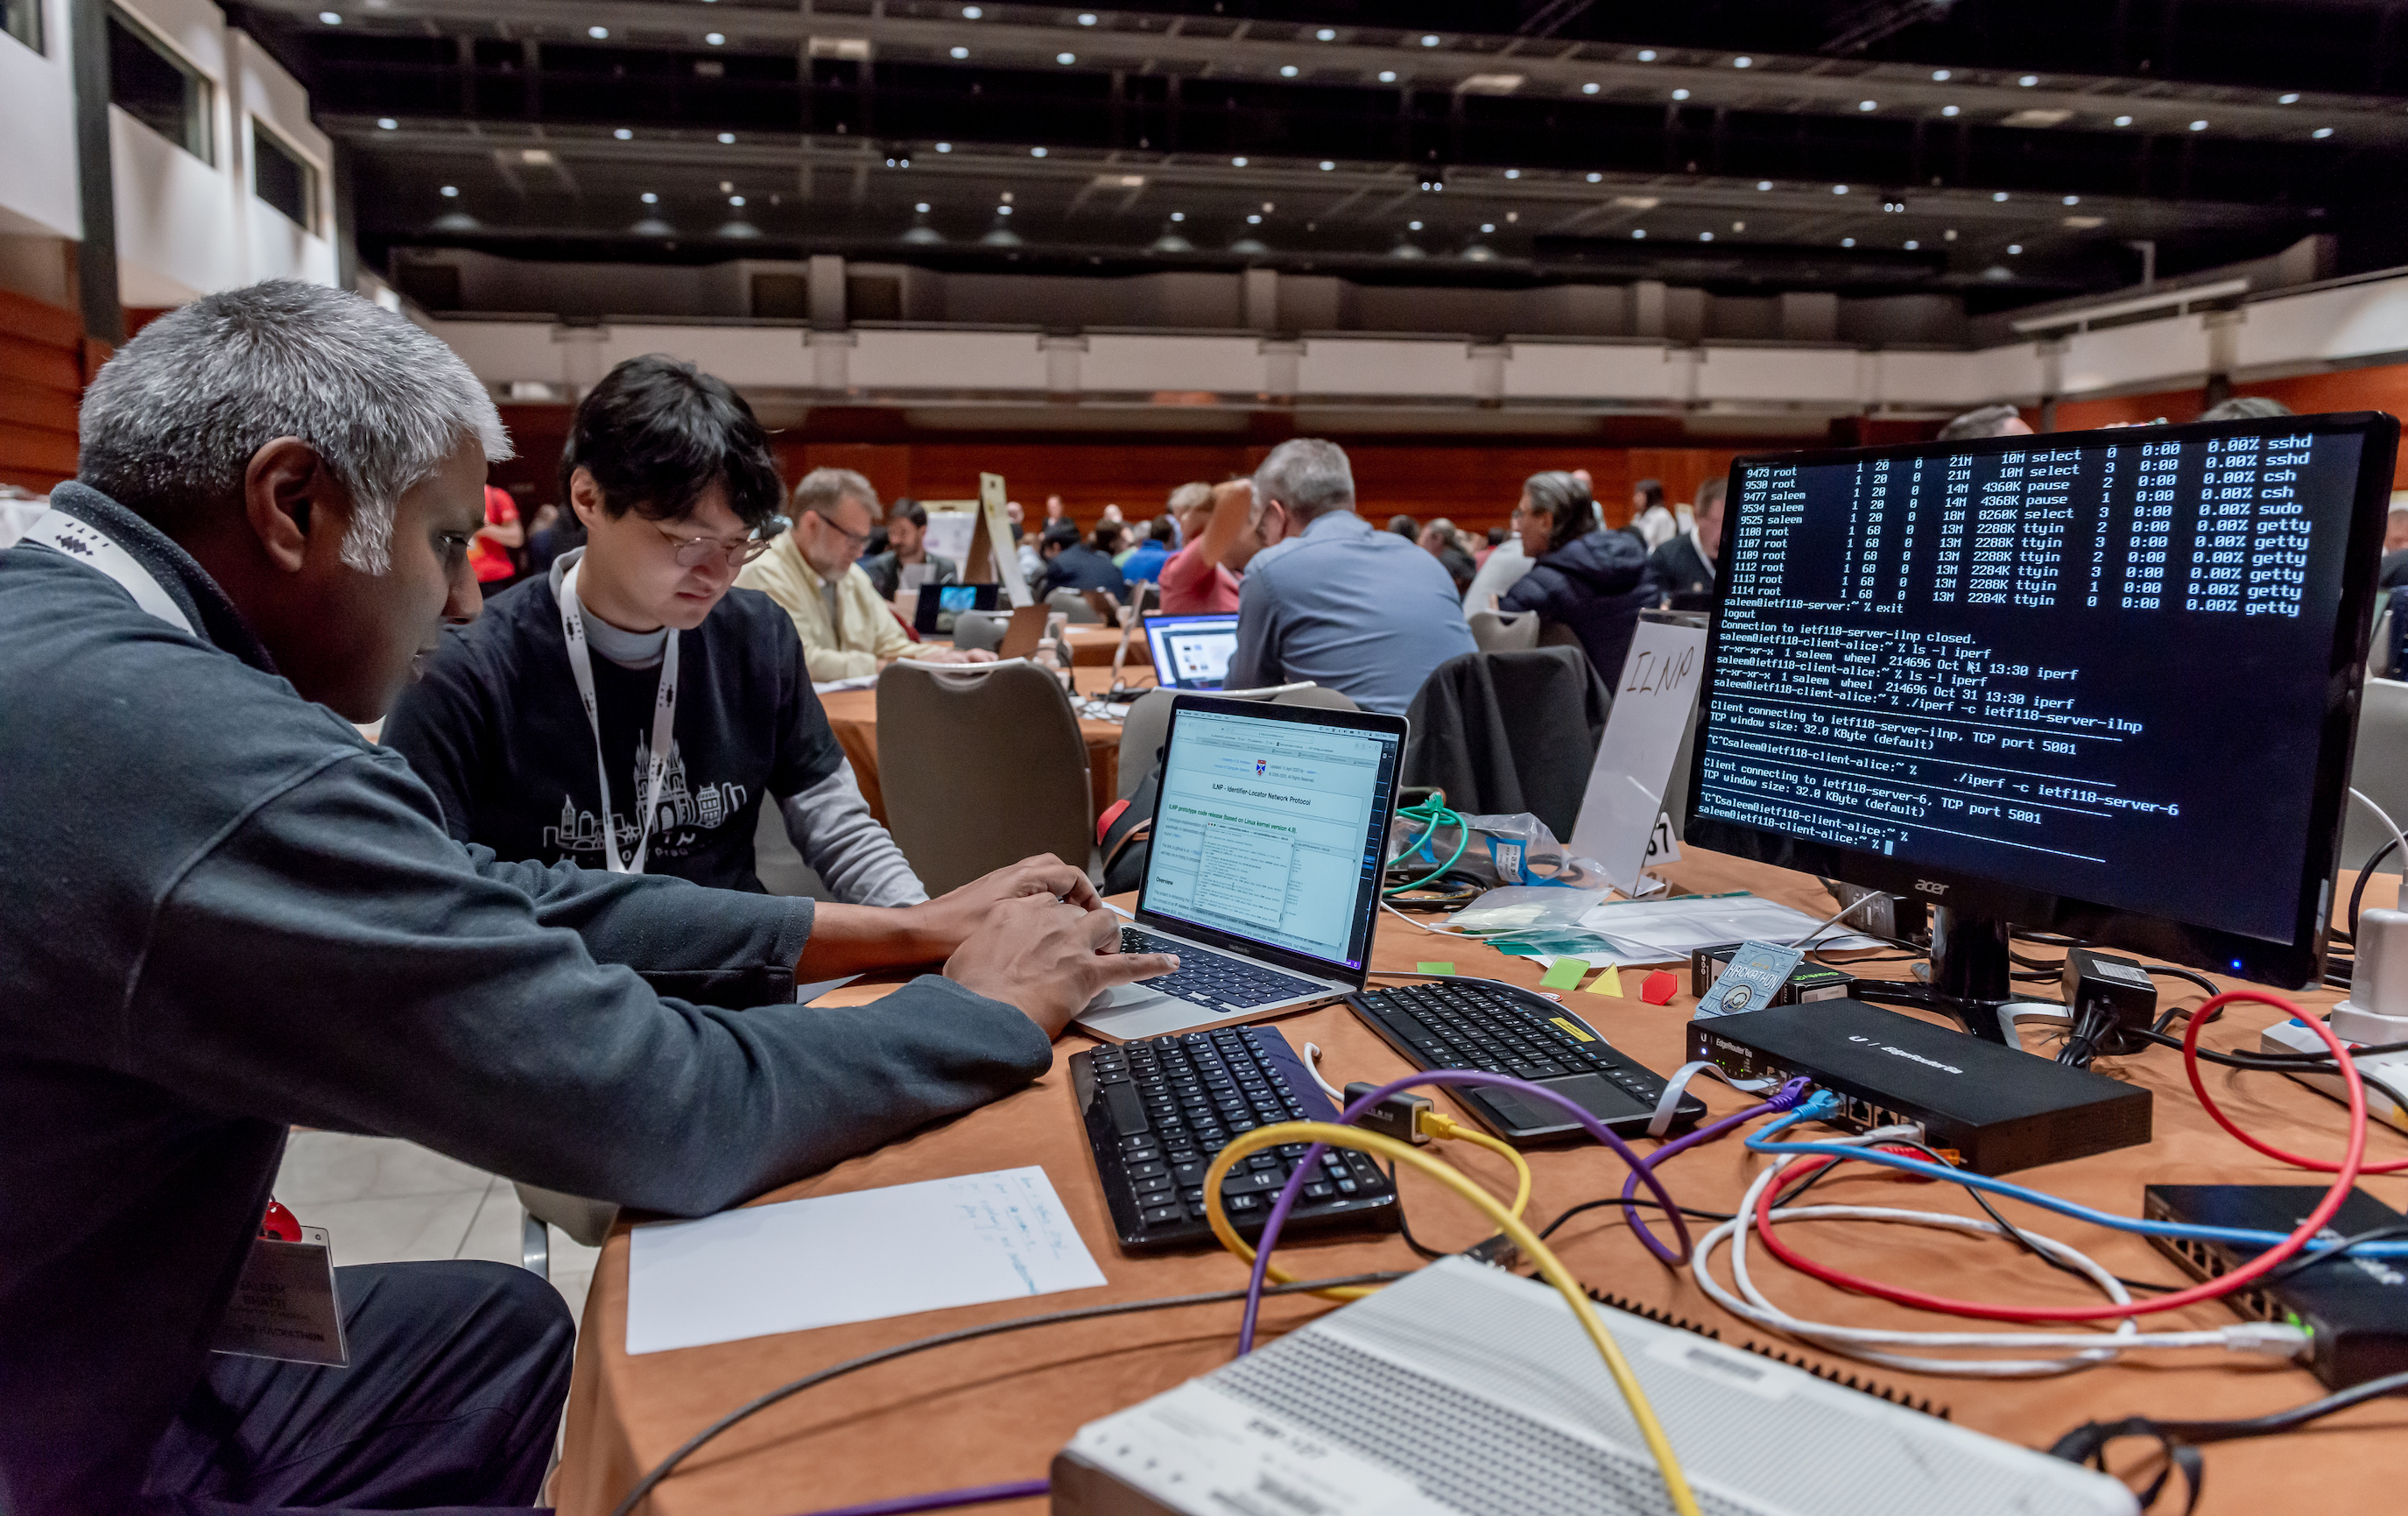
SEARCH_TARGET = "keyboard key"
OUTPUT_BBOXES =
[1142,1204,1184,1226]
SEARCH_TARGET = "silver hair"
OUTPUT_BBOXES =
[1166,481,1213,515]
[1251,437,1355,522]
[793,466,879,519]
[1936,403,2025,441]
[77,279,510,575]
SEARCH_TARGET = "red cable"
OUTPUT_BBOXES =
[1749,991,2367,1322]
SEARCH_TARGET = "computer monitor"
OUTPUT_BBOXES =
[1144,613,1242,690]
[1681,411,2399,1037]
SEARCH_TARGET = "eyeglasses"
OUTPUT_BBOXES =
[805,510,874,551]
[652,521,775,568]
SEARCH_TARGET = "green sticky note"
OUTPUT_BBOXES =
[1416,961,1456,976]
[1539,956,1588,990]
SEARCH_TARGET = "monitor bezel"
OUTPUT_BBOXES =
[1135,693,1410,987]
[1141,611,1243,690]
[1679,410,2400,989]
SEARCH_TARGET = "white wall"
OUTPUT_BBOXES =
[0,0,79,241]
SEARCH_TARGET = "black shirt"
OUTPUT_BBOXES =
[1040,542,1129,598]
[384,564,843,892]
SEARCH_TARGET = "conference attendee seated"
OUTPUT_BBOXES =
[1039,519,1130,598]
[1628,476,1677,548]
[1419,517,1476,596]
[1121,515,1176,583]
[0,280,1175,1516]
[2197,395,2294,422]
[384,356,930,907]
[859,497,959,601]
[1224,438,1475,716]
[1937,402,2034,441]
[738,467,992,680]
[1649,474,1725,606]
[1158,478,1250,614]
[1501,469,1655,683]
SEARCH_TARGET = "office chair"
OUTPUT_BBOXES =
[1467,608,1540,653]
[877,660,1096,891]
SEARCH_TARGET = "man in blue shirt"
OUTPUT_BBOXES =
[1224,438,1475,715]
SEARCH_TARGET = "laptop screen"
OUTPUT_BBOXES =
[1138,701,1404,976]
[1144,614,1240,690]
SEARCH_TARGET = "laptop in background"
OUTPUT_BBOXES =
[1076,695,1408,1042]
[913,582,999,637]
[996,603,1051,660]
[1143,612,1241,691]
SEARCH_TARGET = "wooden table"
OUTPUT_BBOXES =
[819,665,1153,826]
[554,852,2408,1516]
[1061,624,1136,668]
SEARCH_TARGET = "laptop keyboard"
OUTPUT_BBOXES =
[1121,927,1328,1011]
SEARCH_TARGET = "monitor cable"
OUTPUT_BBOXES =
[2050,1367,2408,1514]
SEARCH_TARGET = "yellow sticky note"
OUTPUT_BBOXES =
[1582,963,1626,998]
[1539,957,1588,991]
[1548,1015,1596,1044]
[1416,961,1455,976]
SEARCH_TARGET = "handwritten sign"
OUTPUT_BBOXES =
[1569,618,1709,895]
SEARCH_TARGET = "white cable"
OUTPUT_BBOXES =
[2351,786,2408,876]
[1299,1043,1348,1102]
[1378,899,1462,935]
[1687,1138,2309,1377]
[1646,1060,1774,1139]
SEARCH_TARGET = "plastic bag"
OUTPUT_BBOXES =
[1384,809,1612,892]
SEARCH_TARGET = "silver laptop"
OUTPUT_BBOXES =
[1077,695,1409,1043]
[1142,612,1242,691]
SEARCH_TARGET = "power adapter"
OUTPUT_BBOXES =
[2058,948,2157,1057]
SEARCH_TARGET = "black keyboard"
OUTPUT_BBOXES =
[1347,979,1707,1146]
[1118,927,1331,1012]
[1072,1024,1401,1252]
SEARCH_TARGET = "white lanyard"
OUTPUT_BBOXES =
[558,561,679,874]
[22,509,196,634]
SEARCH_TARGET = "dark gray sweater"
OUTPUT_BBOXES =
[0,486,1053,1515]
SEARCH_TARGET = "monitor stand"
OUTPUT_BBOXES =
[1846,907,2016,1045]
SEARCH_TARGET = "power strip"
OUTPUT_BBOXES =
[2260,1017,2408,1132]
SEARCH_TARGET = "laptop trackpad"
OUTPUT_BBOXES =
[1472,1074,1651,1131]
[1087,982,1165,1012]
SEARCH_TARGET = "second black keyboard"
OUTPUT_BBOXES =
[1348,978,1707,1146]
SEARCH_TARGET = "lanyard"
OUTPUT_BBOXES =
[22,509,196,634]
[558,561,679,874]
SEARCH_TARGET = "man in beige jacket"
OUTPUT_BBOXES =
[739,467,992,680]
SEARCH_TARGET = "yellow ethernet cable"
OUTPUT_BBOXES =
[1203,1121,1703,1516]
[1419,1110,1533,1226]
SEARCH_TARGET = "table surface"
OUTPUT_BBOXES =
[818,664,1151,824]
[555,853,2408,1516]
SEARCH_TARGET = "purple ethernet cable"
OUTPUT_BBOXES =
[1612,1075,1815,1260]
[1234,1068,1693,1354]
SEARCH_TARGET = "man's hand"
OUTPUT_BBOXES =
[946,894,1179,1037]
[795,855,1099,977]
[917,646,998,666]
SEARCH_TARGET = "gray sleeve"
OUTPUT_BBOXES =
[126,751,1050,1216]
[778,761,931,906]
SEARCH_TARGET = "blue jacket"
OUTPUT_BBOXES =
[1119,540,1172,583]
[1502,528,1659,685]
[0,486,1051,1514]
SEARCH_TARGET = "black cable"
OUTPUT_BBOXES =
[2348,837,2401,941]
[1384,1161,1452,1259]
[2013,929,2084,946]
[2257,1222,2408,1289]
[602,1269,1407,1516]
[2051,1368,2408,1513]
[2130,1025,2408,1070]
[2141,963,2223,999]
[1537,1193,1740,1240]
[2010,948,2067,971]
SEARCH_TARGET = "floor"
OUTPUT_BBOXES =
[272,1130,604,1323]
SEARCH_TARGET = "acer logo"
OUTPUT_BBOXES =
[1913,880,1949,896]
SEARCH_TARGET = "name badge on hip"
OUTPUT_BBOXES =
[210,1225,349,1367]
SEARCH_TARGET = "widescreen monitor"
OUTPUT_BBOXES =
[1681,412,2398,1023]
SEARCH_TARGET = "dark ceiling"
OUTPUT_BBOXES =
[230,0,2408,313]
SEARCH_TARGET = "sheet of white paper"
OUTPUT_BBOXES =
[625,1167,1106,1354]
[1569,620,1709,894]
[921,508,977,567]
[810,674,878,695]
[1575,894,1883,964]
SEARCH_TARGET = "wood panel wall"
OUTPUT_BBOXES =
[0,289,87,497]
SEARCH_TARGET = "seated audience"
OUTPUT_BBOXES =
[1629,476,1677,548]
[1226,438,1475,715]
[1159,479,1249,613]
[1649,474,1726,605]
[1040,520,1130,598]
[1121,516,1177,583]
[1387,512,1419,539]
[0,279,1174,1516]
[385,356,930,907]
[1502,469,1655,683]
[859,497,960,601]
[2198,395,2294,422]
[2380,501,2408,589]
[738,467,990,679]
[1938,402,2033,441]
[1462,525,1531,616]
[525,496,584,578]
[468,483,524,588]
[1419,517,1476,596]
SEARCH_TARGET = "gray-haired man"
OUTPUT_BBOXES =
[0,281,1172,1515]
[1223,437,1475,715]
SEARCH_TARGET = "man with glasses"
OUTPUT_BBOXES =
[384,356,931,904]
[740,467,995,680]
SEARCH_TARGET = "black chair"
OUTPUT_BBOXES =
[1400,646,1612,842]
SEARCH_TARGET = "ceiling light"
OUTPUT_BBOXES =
[1587,172,1602,182]
[951,46,968,58]
[996,204,1011,215]
[1612,195,1659,209]
[1317,28,1335,40]
[1932,68,1950,81]
[1582,81,1600,94]
[1247,214,1261,223]
[440,185,459,197]
[1503,168,1520,179]
[1231,156,1248,166]
[1632,228,1647,238]
[915,201,930,212]
[1700,230,1714,241]
[1408,219,1422,230]
[1056,52,1075,64]
[614,127,633,139]
[1992,190,2009,201]
[1637,49,1657,61]
[728,194,745,207]
[1941,104,1961,116]
[2314,126,2335,138]
[1280,64,1300,77]
[588,25,607,39]
[318,10,341,23]
[1841,236,1855,246]
[1420,34,1440,46]
[2278,92,2300,104]
[1319,159,1334,170]
[1377,69,1398,83]
[1859,100,1877,111]
[2008,243,2023,254]
[1170,211,1184,221]
[718,131,736,144]
[2114,114,2134,126]
[720,180,733,193]
[1905,239,1919,249]
[1077,11,1096,23]
[640,192,658,204]
[705,32,723,45]
[1480,222,1495,232]
[2062,194,2080,206]
[1757,180,1772,190]
[2190,118,2207,130]
[377,117,397,130]
[1671,88,1690,100]
[1031,146,1046,157]
[962,4,981,15]
[1832,183,1848,194]
[2064,214,2104,228]
[1732,220,1744,230]
[2017,74,2038,86]
[1733,55,1753,67]
[936,141,952,152]
[1945,228,1957,240]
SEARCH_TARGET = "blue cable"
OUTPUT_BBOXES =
[1745,1106,2408,1259]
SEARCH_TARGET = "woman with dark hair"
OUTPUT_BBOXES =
[1500,469,1657,683]
[1629,476,1676,548]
